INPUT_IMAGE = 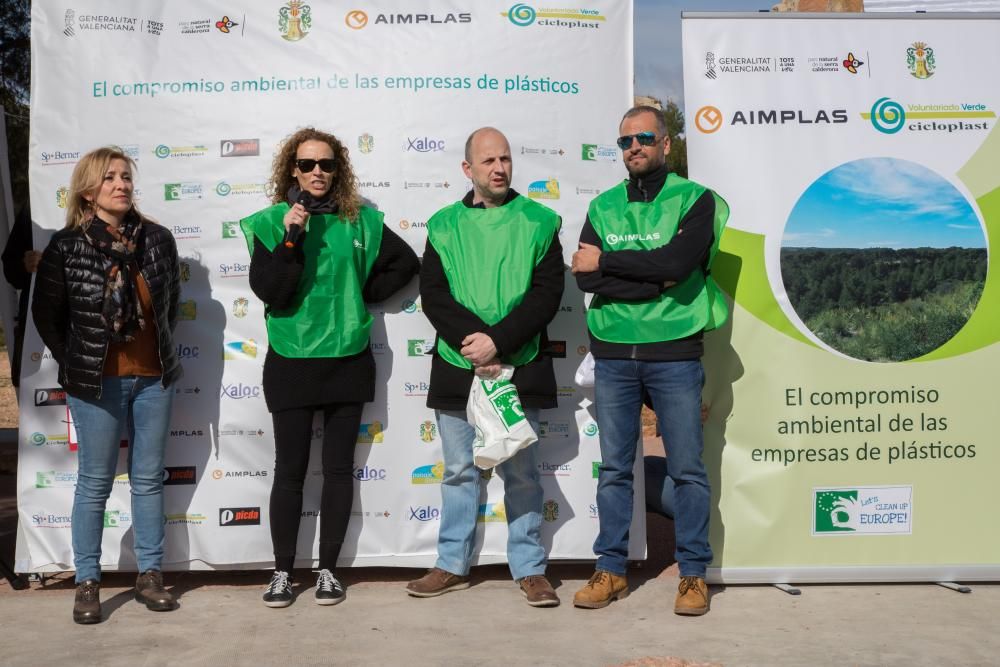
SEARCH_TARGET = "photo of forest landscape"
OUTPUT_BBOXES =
[780,158,987,362]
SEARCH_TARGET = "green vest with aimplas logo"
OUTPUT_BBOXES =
[427,195,560,369]
[586,173,729,344]
[239,203,383,358]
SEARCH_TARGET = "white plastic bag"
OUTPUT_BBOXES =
[468,365,538,469]
[574,352,595,387]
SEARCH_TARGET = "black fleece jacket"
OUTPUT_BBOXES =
[420,189,564,410]
[576,164,715,361]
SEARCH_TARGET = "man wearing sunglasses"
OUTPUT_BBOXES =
[407,127,565,607]
[570,105,729,616]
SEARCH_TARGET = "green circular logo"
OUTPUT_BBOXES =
[215,182,232,196]
[870,97,905,134]
[507,3,536,26]
[30,432,46,446]
[154,144,171,158]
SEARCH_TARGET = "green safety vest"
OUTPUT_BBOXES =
[587,173,729,344]
[240,203,383,358]
[427,195,560,369]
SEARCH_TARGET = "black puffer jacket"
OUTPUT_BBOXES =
[32,218,182,398]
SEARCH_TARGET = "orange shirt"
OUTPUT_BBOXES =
[103,273,162,377]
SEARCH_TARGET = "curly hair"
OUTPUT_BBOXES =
[269,127,360,221]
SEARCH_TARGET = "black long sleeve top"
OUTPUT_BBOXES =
[2,206,34,334]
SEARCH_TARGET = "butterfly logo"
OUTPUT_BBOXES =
[216,16,238,33]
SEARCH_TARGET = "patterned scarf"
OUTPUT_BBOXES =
[81,211,146,342]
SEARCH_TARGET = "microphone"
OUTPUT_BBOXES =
[284,193,310,248]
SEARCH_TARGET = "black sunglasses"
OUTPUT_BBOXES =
[616,132,659,150]
[295,158,335,173]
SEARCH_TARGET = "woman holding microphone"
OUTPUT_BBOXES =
[241,127,418,607]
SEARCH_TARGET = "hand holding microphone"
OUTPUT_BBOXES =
[283,193,311,247]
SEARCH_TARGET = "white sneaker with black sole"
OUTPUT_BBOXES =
[262,570,293,608]
[314,569,346,606]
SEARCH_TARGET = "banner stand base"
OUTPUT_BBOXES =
[772,583,801,595]
[936,582,972,594]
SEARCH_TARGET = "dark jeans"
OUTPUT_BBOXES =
[269,403,362,572]
[593,358,712,578]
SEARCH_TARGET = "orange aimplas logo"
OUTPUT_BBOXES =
[694,106,724,134]
[345,10,368,29]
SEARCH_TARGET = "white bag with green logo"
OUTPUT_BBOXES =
[468,365,538,470]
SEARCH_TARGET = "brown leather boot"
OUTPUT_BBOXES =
[135,570,178,611]
[73,579,102,624]
[674,576,709,615]
[573,570,629,609]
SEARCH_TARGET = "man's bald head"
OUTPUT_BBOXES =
[464,127,508,162]
[462,127,513,208]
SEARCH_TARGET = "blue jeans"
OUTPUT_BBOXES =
[67,376,174,582]
[434,408,546,581]
[593,358,711,578]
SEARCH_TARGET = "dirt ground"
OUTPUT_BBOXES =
[0,339,17,429]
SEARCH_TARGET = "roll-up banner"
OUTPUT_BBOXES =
[684,12,1000,583]
[18,1,640,572]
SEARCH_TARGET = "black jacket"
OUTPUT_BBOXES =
[32,219,182,398]
[420,190,564,410]
[576,164,715,361]
[2,205,34,386]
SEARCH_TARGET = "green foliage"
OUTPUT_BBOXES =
[806,281,982,362]
[1,0,30,211]
[781,247,987,362]
[0,0,30,104]
[781,247,987,320]
[662,100,687,178]
[637,96,688,178]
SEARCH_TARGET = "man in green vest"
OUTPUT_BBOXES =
[570,105,728,615]
[406,127,565,607]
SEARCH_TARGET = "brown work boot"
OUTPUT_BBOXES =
[518,575,560,607]
[674,575,709,616]
[135,570,178,611]
[406,567,470,597]
[73,579,102,624]
[572,570,629,609]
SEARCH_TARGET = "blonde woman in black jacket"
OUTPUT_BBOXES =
[32,146,181,624]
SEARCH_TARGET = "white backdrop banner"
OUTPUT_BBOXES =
[18,0,642,572]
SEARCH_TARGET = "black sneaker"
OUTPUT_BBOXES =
[314,568,346,606]
[262,570,293,608]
